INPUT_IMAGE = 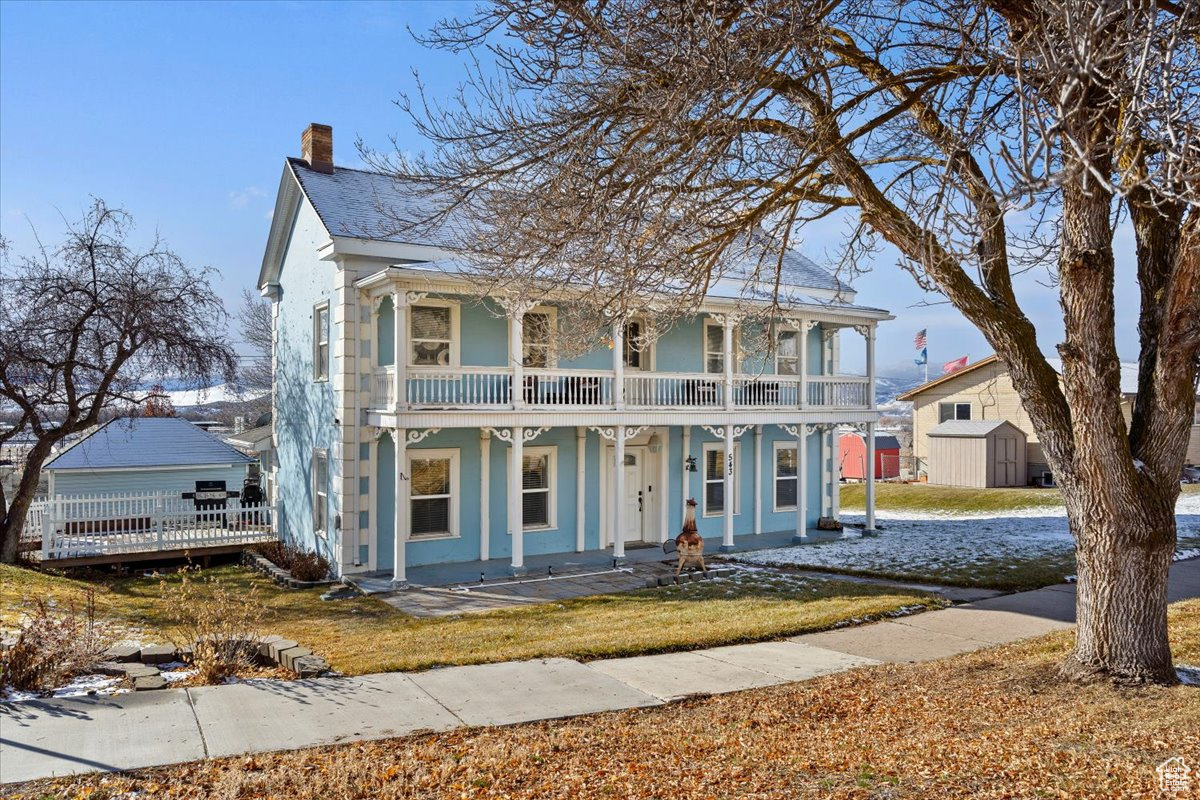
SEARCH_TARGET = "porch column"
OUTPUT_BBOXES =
[509,426,525,574]
[575,426,587,552]
[794,426,808,543]
[821,428,832,517]
[393,427,407,587]
[831,428,841,519]
[720,425,736,552]
[681,425,691,520]
[391,290,406,413]
[865,422,877,532]
[722,318,734,410]
[612,319,625,410]
[613,424,626,560]
[752,425,762,535]
[480,430,491,561]
[511,311,525,409]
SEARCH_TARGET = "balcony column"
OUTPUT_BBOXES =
[612,318,625,410]
[508,426,525,574]
[752,425,762,536]
[798,318,809,409]
[613,425,627,560]
[393,427,407,587]
[722,317,734,410]
[720,425,736,552]
[391,289,406,414]
[865,422,877,533]
[510,309,525,410]
[866,324,877,411]
[793,426,808,543]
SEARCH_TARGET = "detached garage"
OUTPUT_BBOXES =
[926,420,1027,488]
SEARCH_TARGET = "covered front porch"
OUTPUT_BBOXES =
[362,421,879,587]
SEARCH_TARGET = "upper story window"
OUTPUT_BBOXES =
[411,304,455,367]
[313,303,330,381]
[410,449,459,539]
[624,319,650,370]
[939,402,971,422]
[705,321,726,374]
[522,309,556,368]
[776,330,799,376]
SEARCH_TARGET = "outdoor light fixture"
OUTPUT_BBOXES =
[647,433,662,453]
[685,455,698,473]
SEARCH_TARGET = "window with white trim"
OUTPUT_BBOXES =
[410,303,456,367]
[522,308,556,368]
[312,449,329,536]
[522,446,557,529]
[702,442,740,516]
[704,321,725,374]
[773,442,798,511]
[409,449,459,539]
[776,329,799,376]
[623,318,651,370]
[313,303,330,381]
[939,402,971,422]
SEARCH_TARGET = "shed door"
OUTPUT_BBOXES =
[996,436,1018,486]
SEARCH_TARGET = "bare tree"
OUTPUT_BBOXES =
[381,0,1200,683]
[235,288,273,420]
[0,200,237,562]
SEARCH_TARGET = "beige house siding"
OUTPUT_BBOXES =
[911,367,1200,480]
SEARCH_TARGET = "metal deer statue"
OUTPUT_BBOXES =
[674,498,706,575]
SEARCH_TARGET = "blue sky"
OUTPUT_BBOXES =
[0,1,1144,377]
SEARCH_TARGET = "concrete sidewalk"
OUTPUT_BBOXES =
[3,559,1197,786]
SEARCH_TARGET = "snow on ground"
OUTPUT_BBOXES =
[0,674,128,703]
[733,495,1200,581]
[1178,665,1200,686]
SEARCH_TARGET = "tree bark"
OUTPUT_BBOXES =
[0,438,56,563]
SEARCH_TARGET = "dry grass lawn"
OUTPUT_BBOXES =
[11,600,1199,799]
[0,564,935,676]
[841,480,1200,514]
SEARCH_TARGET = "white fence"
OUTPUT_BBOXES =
[23,491,278,561]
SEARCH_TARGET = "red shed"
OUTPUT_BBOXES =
[839,431,901,481]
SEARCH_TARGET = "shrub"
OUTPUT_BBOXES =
[289,549,332,582]
[255,540,292,570]
[160,568,268,684]
[0,590,114,694]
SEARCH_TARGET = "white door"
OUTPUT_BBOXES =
[621,450,644,542]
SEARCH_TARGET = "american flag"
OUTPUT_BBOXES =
[914,329,927,350]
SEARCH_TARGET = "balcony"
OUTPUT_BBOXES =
[370,366,870,413]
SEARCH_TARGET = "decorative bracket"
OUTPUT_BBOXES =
[483,427,512,443]
[406,428,440,446]
[700,424,751,440]
[405,290,429,306]
[587,425,647,442]
[852,324,872,337]
[522,427,551,443]
[776,423,799,437]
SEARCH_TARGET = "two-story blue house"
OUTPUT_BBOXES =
[259,124,891,585]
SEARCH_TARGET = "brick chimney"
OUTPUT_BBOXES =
[301,123,333,173]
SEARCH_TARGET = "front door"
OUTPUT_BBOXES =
[621,449,645,543]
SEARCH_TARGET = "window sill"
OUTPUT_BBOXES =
[509,525,558,534]
[409,532,459,542]
[772,505,798,514]
[702,511,739,518]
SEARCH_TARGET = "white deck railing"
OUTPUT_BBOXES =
[369,365,870,412]
[23,492,277,561]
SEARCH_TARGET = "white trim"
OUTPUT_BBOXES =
[407,447,461,540]
[701,441,740,517]
[511,305,559,369]
[520,445,558,531]
[772,440,799,513]
[622,316,655,371]
[313,302,330,381]
[312,448,329,538]
[480,430,491,560]
[703,318,732,375]
[575,427,587,552]
[409,299,461,368]
[775,328,800,376]
[45,462,250,474]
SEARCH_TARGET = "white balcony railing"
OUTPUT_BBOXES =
[371,365,870,413]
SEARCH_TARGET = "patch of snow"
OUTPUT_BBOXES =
[1,674,129,703]
[842,489,1200,521]
[1175,548,1200,562]
[161,668,197,684]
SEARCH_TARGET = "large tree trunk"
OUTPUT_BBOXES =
[1061,480,1178,684]
[0,439,55,564]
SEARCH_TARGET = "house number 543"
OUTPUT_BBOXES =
[727,453,735,475]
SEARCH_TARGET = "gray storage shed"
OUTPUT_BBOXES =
[926,419,1027,488]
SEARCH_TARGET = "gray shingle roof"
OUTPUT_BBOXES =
[45,417,254,471]
[289,159,850,294]
[928,420,1024,438]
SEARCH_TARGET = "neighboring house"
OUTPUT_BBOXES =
[898,354,1200,485]
[43,417,253,497]
[226,421,275,502]
[839,431,901,481]
[257,124,893,582]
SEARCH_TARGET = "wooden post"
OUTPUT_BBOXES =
[866,422,877,533]
[612,319,625,410]
[720,425,735,552]
[511,312,525,409]
[794,427,808,543]
[391,290,406,413]
[480,429,491,561]
[613,425,626,560]
[393,428,407,587]
[722,319,734,410]
[753,425,762,535]
[575,426,587,552]
[509,426,525,573]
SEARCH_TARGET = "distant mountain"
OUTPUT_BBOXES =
[874,373,924,406]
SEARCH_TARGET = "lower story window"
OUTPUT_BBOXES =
[774,443,798,511]
[522,446,557,529]
[312,449,328,536]
[409,449,459,539]
[703,442,740,516]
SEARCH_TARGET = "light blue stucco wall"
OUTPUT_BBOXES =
[50,464,249,497]
[271,199,339,563]
[370,423,829,569]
